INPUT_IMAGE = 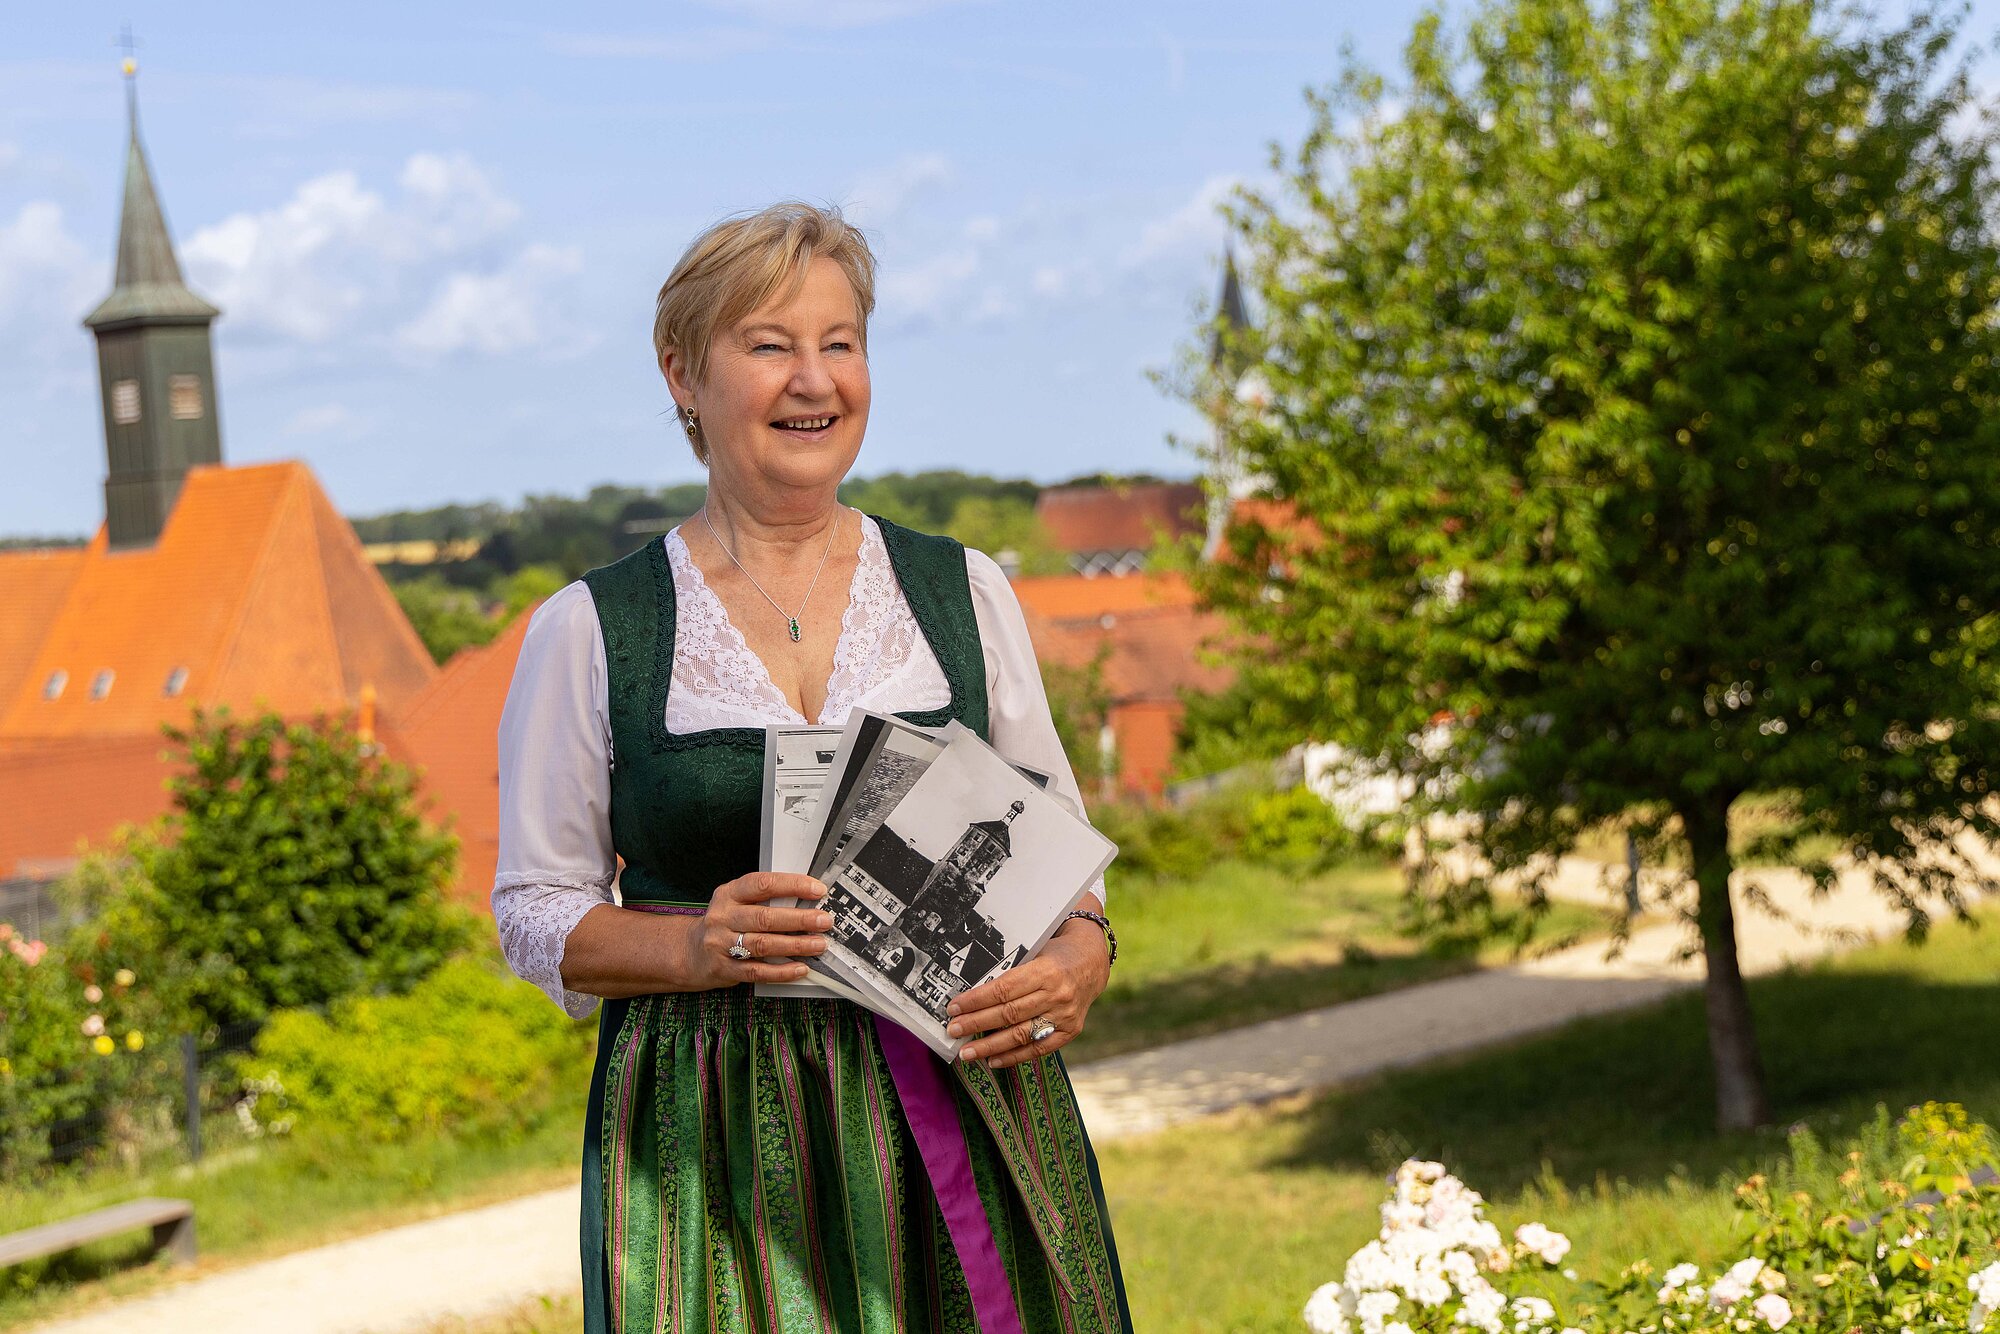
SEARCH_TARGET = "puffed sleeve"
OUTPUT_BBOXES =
[964,548,1108,905]
[493,580,618,1018]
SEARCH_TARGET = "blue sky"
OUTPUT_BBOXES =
[3,0,1990,536]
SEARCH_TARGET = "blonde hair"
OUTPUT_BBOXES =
[654,201,877,463]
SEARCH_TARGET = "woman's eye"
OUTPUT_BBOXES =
[825,341,853,353]
[754,342,786,353]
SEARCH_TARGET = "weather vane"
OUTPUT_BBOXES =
[115,24,140,120]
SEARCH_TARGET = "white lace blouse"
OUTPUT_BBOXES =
[493,514,1103,1018]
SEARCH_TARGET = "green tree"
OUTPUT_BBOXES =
[1199,0,2000,1128]
[392,577,500,664]
[940,494,1068,575]
[69,710,468,1033]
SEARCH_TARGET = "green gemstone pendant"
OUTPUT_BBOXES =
[788,618,801,643]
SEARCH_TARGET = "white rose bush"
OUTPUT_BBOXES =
[1304,1104,2000,1334]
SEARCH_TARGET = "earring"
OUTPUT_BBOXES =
[682,405,699,428]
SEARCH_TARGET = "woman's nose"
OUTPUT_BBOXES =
[790,351,836,398]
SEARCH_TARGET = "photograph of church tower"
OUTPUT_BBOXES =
[815,729,1116,1039]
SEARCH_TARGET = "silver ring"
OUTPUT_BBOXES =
[727,932,753,962]
[1028,1016,1056,1044]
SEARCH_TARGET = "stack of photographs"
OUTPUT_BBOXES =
[755,712,1115,1059]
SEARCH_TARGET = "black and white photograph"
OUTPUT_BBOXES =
[810,722,1118,1059]
[755,725,867,1003]
[806,712,946,881]
[761,724,844,876]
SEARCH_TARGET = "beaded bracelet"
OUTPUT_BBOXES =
[1062,909,1117,967]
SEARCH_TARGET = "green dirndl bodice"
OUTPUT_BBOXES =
[577,518,1133,1334]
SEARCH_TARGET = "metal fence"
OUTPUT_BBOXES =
[39,1018,266,1170]
[0,877,66,944]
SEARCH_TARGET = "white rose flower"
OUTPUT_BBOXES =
[1514,1222,1572,1265]
[1973,1262,2000,1303]
[80,1013,105,1038]
[1357,1289,1400,1322]
[1709,1273,1750,1308]
[1303,1281,1351,1334]
[1384,1324,1415,1334]
[1456,1283,1506,1334]
[1510,1294,1556,1325]
[1752,1293,1793,1329]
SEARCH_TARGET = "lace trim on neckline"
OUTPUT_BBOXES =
[660,515,949,734]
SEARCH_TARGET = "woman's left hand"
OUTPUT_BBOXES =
[945,919,1110,1069]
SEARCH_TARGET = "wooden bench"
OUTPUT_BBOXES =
[0,1197,196,1270]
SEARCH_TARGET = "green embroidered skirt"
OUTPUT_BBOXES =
[588,988,1131,1333]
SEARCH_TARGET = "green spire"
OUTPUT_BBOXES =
[1209,248,1250,372]
[82,93,219,330]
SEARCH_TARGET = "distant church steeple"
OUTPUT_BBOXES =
[82,48,223,550]
[1202,248,1258,561]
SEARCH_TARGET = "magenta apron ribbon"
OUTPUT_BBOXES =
[872,1014,1028,1334]
[627,904,1025,1331]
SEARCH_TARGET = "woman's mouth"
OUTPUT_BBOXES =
[772,415,837,438]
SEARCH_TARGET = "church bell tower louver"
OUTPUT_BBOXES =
[82,58,223,550]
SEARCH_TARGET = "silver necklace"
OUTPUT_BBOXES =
[698,505,842,643]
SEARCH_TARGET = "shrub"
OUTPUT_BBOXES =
[0,927,86,1175]
[95,709,471,1032]
[1299,1102,2000,1333]
[1241,786,1357,873]
[239,958,591,1144]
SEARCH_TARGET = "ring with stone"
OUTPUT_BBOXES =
[1029,1016,1057,1044]
[727,932,753,962]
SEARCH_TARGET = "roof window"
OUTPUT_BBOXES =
[42,670,67,700]
[89,669,115,700]
[163,666,188,697]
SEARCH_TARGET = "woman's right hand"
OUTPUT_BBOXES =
[682,872,834,990]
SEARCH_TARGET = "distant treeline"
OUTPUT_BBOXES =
[352,469,1181,664]
[349,469,1177,587]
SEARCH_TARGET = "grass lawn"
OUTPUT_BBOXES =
[0,858,1612,1326]
[1073,856,1608,1061]
[1097,912,2000,1332]
[0,1100,588,1330]
[1572,790,1846,868]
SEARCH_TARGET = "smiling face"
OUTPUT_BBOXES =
[665,255,871,503]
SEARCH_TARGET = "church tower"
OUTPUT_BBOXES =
[82,63,223,550]
[1202,249,1262,561]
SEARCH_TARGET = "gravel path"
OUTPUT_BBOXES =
[24,848,1986,1333]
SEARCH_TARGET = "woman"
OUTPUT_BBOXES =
[494,201,1133,1334]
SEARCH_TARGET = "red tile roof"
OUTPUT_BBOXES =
[1016,574,1234,703]
[0,461,435,742]
[1034,482,1205,556]
[0,460,440,879]
[0,548,87,710]
[0,733,176,878]
[383,604,540,907]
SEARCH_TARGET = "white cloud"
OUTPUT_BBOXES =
[182,152,563,352]
[1124,174,1240,270]
[0,200,98,330]
[844,152,954,226]
[397,244,586,356]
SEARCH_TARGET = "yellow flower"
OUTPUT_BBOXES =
[0,1058,11,1076]
[92,1034,115,1056]
[125,1030,144,1052]
[114,968,136,987]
